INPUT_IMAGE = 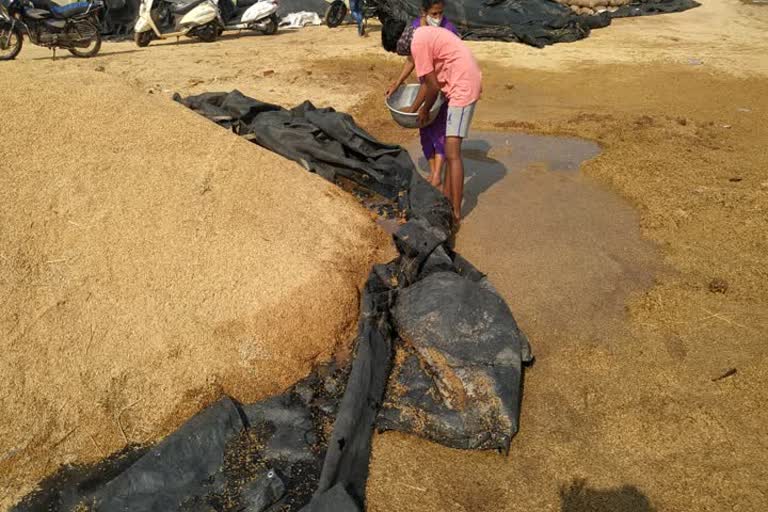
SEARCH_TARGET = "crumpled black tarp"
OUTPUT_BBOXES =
[302,268,395,511]
[179,89,533,496]
[380,267,532,452]
[376,0,699,47]
[376,0,603,47]
[176,91,414,202]
[12,374,333,511]
[13,92,531,512]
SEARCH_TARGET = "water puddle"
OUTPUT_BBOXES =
[408,131,663,342]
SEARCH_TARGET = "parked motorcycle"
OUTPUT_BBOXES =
[133,0,219,46]
[0,0,103,61]
[324,0,378,36]
[217,0,278,36]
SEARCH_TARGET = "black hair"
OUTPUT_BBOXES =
[421,0,445,10]
[382,18,407,53]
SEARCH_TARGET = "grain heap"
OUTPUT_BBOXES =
[0,64,390,509]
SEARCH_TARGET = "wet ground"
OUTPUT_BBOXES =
[409,132,663,340]
[367,133,673,512]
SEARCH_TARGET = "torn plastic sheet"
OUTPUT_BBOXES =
[14,94,531,511]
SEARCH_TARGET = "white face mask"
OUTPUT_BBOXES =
[426,15,443,27]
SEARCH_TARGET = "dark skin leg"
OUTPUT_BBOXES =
[405,69,455,206]
[428,154,445,192]
[444,159,453,203]
[445,136,464,222]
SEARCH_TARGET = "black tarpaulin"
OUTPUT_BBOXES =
[380,270,532,452]
[176,90,532,504]
[176,92,414,201]
[301,268,395,511]
[377,0,605,47]
[376,0,699,47]
[13,93,531,511]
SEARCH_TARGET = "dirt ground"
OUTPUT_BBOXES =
[4,0,768,509]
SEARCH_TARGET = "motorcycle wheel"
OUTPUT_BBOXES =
[0,24,23,61]
[324,0,347,28]
[134,30,153,47]
[261,14,278,35]
[196,24,218,43]
[68,29,102,58]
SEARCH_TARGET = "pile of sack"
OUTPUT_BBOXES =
[554,0,632,16]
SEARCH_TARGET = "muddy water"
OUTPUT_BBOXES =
[408,132,663,344]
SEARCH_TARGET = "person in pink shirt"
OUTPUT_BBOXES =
[384,0,460,193]
[383,19,483,225]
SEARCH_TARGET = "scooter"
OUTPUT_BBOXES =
[217,0,279,36]
[133,0,219,46]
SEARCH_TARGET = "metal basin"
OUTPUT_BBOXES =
[385,84,445,129]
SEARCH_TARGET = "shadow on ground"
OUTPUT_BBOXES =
[31,49,142,61]
[560,479,656,512]
[416,138,507,219]
[461,139,507,218]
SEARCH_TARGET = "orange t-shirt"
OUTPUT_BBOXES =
[411,26,483,107]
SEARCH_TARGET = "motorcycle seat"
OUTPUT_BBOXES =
[49,1,93,18]
[22,6,50,19]
[169,0,208,15]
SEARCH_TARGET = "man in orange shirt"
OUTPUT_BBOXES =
[383,19,483,225]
